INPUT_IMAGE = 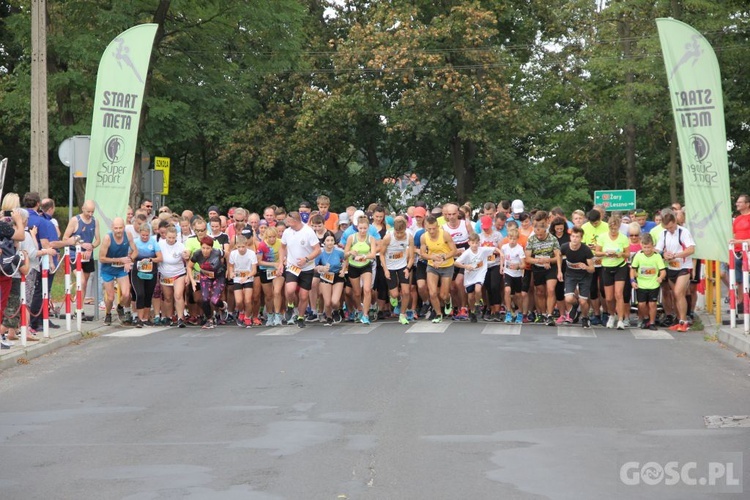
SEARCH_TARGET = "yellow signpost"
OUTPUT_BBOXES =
[154,156,170,195]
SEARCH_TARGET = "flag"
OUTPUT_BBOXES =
[84,24,158,234]
[656,18,732,263]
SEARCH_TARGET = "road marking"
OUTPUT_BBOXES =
[631,330,674,340]
[341,324,379,334]
[407,322,450,333]
[557,327,597,338]
[256,326,299,336]
[481,324,521,335]
[105,326,171,337]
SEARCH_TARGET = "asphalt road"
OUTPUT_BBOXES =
[1,319,749,500]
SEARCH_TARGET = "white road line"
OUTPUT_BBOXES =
[557,327,597,338]
[481,324,521,335]
[407,322,450,333]
[105,326,171,337]
[631,329,675,340]
[255,326,299,336]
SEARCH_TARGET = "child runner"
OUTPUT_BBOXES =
[500,228,526,324]
[257,227,284,326]
[559,226,595,328]
[228,235,258,328]
[454,233,497,322]
[631,233,667,330]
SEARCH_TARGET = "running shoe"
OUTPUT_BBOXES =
[152,316,161,326]
[556,313,568,325]
[483,311,493,322]
[306,312,319,323]
[135,318,143,329]
[492,312,502,322]
[617,319,625,330]
[325,317,334,326]
[545,315,555,326]
[515,313,523,324]
[361,315,371,325]
[534,313,545,323]
[284,304,295,323]
[296,316,306,328]
[418,303,431,318]
[390,296,399,309]
[177,318,186,328]
[606,315,617,329]
[202,319,215,329]
[581,317,591,329]
[469,312,477,323]
[425,309,436,321]
[590,315,602,326]
[251,317,261,327]
[505,312,514,323]
[399,314,410,325]
[104,313,112,326]
[265,315,274,327]
[244,318,253,327]
[569,304,580,323]
[444,302,452,316]
[676,321,689,333]
[405,310,415,322]
[332,310,342,324]
[431,315,443,324]
[648,323,657,331]
[668,322,682,331]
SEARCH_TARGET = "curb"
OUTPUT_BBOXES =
[701,311,750,356]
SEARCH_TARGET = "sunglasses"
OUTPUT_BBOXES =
[628,234,640,237]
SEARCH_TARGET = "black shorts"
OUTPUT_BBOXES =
[347,264,372,280]
[259,268,278,284]
[232,280,254,290]
[319,273,346,285]
[386,267,409,289]
[414,260,427,282]
[465,283,481,294]
[285,269,314,291]
[521,271,532,293]
[602,265,629,286]
[504,274,522,295]
[667,268,690,282]
[532,266,558,286]
[636,288,660,303]
[452,266,465,279]
[78,259,95,274]
[564,272,592,299]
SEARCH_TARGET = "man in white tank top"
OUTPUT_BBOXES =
[441,203,475,320]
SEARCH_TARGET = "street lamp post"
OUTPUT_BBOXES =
[30,0,49,197]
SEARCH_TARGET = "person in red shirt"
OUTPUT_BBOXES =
[730,194,750,286]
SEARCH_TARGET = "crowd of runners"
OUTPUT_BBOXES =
[1,192,704,343]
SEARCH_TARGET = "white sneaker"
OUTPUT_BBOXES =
[606,315,616,329]
[616,319,625,330]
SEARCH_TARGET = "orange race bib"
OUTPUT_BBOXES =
[160,275,177,286]
[668,259,681,269]
[321,272,335,284]
[137,260,153,273]
[201,269,215,279]
[266,269,277,280]
[287,265,301,276]
[389,252,404,260]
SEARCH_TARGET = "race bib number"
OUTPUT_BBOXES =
[137,260,153,273]
[81,251,91,263]
[287,265,301,276]
[321,272,335,284]
[389,252,404,260]
[237,270,253,282]
[266,269,276,280]
[160,275,177,286]
[487,254,496,263]
[668,259,681,269]
[475,260,483,268]
[111,261,124,268]
[192,270,200,281]
[593,257,603,266]
[201,269,215,279]
[640,267,658,277]
[567,261,584,270]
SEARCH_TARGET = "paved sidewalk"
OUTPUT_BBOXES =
[0,303,116,372]
[701,309,750,355]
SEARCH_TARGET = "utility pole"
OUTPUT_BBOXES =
[30,0,48,197]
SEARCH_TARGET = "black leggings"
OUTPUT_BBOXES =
[131,271,157,310]
[483,266,503,306]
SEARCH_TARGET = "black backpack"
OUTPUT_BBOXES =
[0,235,21,276]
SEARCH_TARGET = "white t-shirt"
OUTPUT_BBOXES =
[229,249,258,282]
[501,243,526,278]
[455,247,495,287]
[655,225,696,270]
[158,239,186,278]
[281,224,319,272]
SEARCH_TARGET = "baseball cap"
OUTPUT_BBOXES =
[633,208,647,217]
[339,212,350,225]
[352,210,365,224]
[414,207,427,217]
[511,199,524,215]
[480,215,493,229]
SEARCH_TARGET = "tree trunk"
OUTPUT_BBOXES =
[618,17,637,190]
[450,136,475,204]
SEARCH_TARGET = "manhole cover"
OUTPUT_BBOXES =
[704,415,750,428]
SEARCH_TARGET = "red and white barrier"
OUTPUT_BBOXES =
[64,248,72,332]
[20,273,27,348]
[743,243,749,334]
[75,244,83,331]
[41,254,49,338]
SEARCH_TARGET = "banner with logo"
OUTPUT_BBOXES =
[85,24,158,233]
[657,18,731,263]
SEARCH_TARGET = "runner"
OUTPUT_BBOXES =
[379,217,414,325]
[500,227,526,323]
[595,214,630,330]
[62,200,100,308]
[317,195,339,231]
[410,206,430,320]
[478,215,503,320]
[315,231,346,325]
[157,226,189,328]
[454,233,496,322]
[227,235,258,328]
[279,212,321,328]
[344,215,378,325]
[257,227,284,326]
[420,215,458,323]
[655,211,696,332]
[550,216,570,324]
[582,209,609,325]
[630,233,667,330]
[525,211,563,326]
[188,236,227,329]
[131,222,162,328]
[559,226,595,328]
[99,217,137,326]
[441,203,474,320]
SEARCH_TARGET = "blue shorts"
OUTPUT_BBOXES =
[101,268,129,283]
